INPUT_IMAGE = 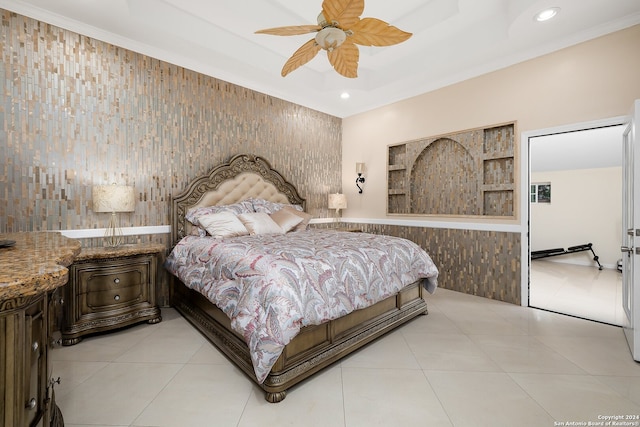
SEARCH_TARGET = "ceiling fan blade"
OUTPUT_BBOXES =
[349,17,412,46]
[321,0,364,29]
[281,39,322,77]
[256,25,321,36]
[327,41,359,78]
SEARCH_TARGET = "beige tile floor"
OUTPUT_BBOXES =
[53,288,640,427]
[530,260,623,326]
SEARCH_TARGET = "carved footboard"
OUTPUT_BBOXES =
[171,278,427,402]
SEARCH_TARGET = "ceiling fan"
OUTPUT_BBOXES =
[255,0,412,78]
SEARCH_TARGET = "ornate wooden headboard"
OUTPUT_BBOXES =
[170,154,305,245]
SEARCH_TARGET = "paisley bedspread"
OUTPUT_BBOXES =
[165,229,439,383]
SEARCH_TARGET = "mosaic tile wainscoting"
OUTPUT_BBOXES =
[314,223,521,305]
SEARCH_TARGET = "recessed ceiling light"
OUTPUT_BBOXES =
[340,92,350,100]
[534,7,560,22]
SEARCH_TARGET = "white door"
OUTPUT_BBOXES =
[622,99,640,360]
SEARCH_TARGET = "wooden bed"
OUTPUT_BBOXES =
[168,154,430,402]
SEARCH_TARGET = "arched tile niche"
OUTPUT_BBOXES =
[388,122,516,217]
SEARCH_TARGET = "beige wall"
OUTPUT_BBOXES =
[341,25,639,303]
[531,167,622,268]
[342,25,640,221]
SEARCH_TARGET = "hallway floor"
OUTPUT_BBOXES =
[530,260,623,326]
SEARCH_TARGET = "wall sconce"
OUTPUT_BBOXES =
[92,184,135,247]
[356,162,365,193]
[328,193,347,222]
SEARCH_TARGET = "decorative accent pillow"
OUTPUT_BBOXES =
[197,211,249,238]
[186,201,255,236]
[237,212,285,235]
[270,208,304,233]
[189,225,204,236]
[185,200,254,226]
[280,206,312,231]
[249,198,303,215]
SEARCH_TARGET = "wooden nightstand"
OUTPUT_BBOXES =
[61,243,164,345]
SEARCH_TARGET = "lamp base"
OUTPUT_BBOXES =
[104,213,124,247]
[332,208,342,223]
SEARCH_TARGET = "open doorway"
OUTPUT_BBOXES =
[528,124,625,325]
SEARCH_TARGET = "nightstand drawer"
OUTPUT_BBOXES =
[78,264,146,293]
[62,244,163,345]
[84,284,144,312]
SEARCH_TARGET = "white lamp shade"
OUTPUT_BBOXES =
[92,185,135,213]
[328,193,348,210]
[356,162,365,174]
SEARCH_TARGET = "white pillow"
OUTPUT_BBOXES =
[198,211,249,238]
[270,208,304,233]
[238,212,285,235]
[281,206,312,231]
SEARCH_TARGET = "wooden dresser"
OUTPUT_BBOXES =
[61,243,163,345]
[0,232,80,427]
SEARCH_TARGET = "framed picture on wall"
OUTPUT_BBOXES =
[531,182,551,203]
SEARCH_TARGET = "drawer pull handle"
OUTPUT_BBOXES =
[26,398,36,410]
[114,295,120,301]
[32,341,39,352]
[114,278,120,284]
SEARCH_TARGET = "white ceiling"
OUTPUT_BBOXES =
[530,125,625,172]
[1,0,640,118]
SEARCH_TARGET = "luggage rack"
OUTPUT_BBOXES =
[531,243,603,270]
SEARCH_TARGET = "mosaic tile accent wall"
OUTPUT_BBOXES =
[0,10,342,305]
[313,222,521,305]
[387,123,515,217]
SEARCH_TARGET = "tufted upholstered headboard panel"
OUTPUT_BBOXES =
[170,154,305,246]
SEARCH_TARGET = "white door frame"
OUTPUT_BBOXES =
[519,115,627,307]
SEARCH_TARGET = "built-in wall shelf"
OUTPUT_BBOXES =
[387,122,516,217]
[387,144,408,213]
[388,164,406,171]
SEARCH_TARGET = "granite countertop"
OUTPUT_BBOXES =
[0,232,81,301]
[75,242,166,262]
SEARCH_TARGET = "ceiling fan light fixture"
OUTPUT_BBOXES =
[256,0,412,78]
[317,12,329,27]
[534,7,560,22]
[315,27,347,51]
